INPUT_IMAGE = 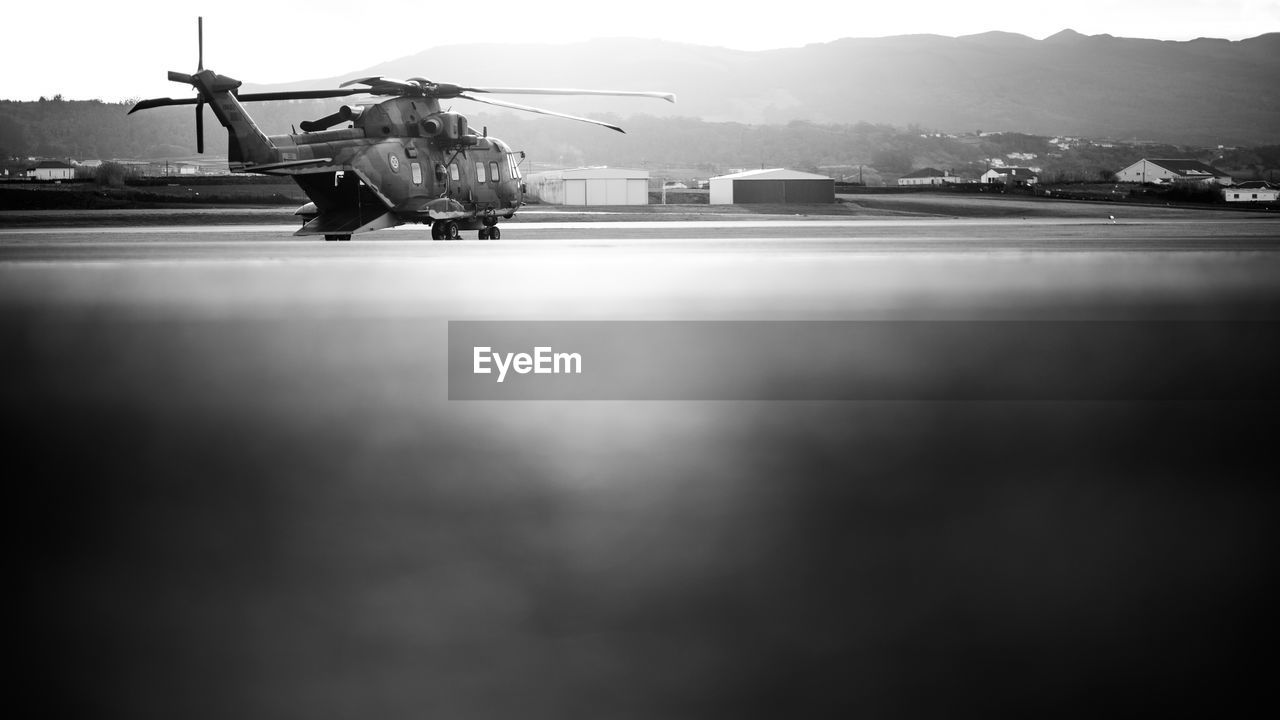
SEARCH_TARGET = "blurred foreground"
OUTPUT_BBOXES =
[7,217,1278,717]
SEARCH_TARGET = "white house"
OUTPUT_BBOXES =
[28,160,75,180]
[981,167,1038,186]
[523,167,649,205]
[898,168,949,186]
[1222,182,1279,203]
[1114,158,1232,186]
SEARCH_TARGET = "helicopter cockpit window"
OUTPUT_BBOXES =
[476,162,486,183]
[506,153,522,180]
[449,163,459,182]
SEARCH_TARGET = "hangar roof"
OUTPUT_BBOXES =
[900,167,947,179]
[529,167,649,180]
[712,168,832,181]
[1143,158,1230,178]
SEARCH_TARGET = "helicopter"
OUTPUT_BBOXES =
[130,18,675,241]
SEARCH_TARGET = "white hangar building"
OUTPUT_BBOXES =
[1114,158,1232,185]
[523,167,650,205]
[710,168,835,205]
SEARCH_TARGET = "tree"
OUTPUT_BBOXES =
[95,161,127,187]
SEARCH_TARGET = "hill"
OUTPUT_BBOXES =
[4,31,1277,173]
[247,31,1280,146]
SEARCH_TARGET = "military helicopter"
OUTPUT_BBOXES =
[130,18,675,241]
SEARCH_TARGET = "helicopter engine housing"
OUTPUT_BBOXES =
[421,112,469,140]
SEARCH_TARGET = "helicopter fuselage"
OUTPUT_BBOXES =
[240,96,524,240]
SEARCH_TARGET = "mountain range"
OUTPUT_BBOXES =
[246,30,1280,146]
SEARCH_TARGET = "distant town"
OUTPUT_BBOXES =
[4,123,1277,210]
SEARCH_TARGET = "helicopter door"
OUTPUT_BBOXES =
[472,159,499,207]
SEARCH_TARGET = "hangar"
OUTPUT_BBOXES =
[523,167,650,205]
[1114,158,1232,186]
[710,168,835,205]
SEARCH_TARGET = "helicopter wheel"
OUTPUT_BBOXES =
[478,227,490,240]
[443,221,459,240]
[430,221,444,240]
[490,226,501,240]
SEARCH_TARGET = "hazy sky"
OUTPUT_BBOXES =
[4,0,1277,101]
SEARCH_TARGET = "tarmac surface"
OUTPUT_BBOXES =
[7,206,1279,718]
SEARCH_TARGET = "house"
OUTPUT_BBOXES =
[898,168,972,186]
[1114,158,1232,186]
[1222,181,1279,203]
[898,168,948,186]
[981,167,1038,187]
[27,159,75,181]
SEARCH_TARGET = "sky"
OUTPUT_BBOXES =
[4,0,1277,102]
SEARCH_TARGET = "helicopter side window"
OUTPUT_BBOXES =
[449,163,459,182]
[490,162,501,183]
[476,161,486,183]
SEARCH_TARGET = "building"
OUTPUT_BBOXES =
[898,168,948,186]
[1222,181,1279,203]
[897,168,972,186]
[523,167,649,205]
[27,159,75,181]
[1114,158,1232,186]
[709,168,835,205]
[981,167,1039,187]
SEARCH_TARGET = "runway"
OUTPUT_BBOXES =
[7,212,1279,717]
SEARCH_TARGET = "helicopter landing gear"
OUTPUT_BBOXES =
[431,220,460,241]
[479,216,501,240]
[324,234,351,241]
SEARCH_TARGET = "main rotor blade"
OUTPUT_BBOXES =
[195,100,204,154]
[339,76,416,91]
[129,87,370,114]
[197,16,204,71]
[465,87,676,103]
[130,96,199,113]
[458,94,625,133]
[235,88,371,102]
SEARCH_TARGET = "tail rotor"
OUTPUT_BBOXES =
[193,17,205,153]
[159,17,209,153]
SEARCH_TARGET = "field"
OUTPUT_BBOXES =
[0,177,308,210]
